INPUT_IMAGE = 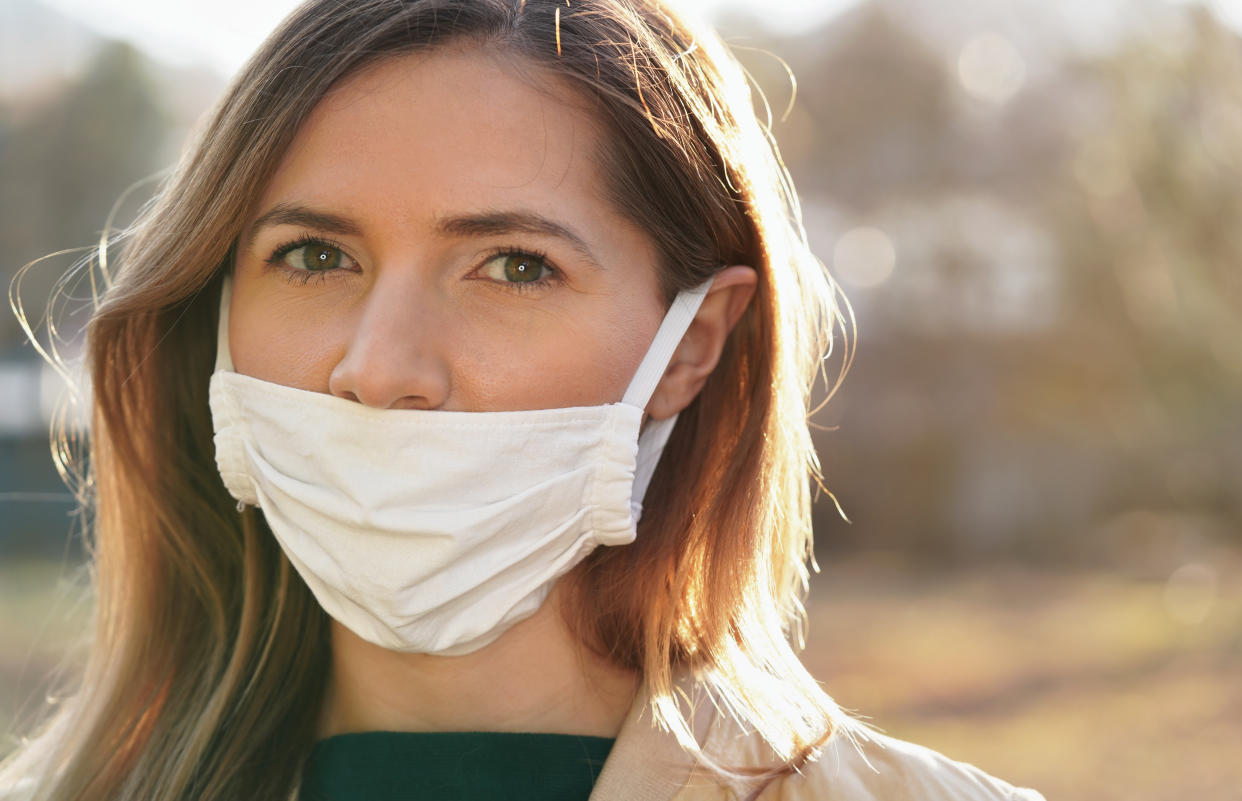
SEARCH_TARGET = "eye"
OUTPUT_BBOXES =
[284,243,346,271]
[478,251,554,285]
[266,236,358,274]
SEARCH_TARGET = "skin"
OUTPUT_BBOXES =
[228,45,756,738]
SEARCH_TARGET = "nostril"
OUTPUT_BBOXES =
[389,395,436,411]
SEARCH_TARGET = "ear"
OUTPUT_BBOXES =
[646,265,758,421]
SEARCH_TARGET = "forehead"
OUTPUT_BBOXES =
[256,46,617,237]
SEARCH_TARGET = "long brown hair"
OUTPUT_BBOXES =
[3,1,854,798]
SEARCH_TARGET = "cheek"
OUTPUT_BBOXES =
[464,295,663,411]
[227,284,343,392]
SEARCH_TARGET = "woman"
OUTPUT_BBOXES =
[3,1,1045,799]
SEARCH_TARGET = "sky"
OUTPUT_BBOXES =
[37,0,1242,84]
[40,0,860,78]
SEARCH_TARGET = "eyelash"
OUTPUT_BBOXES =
[261,234,563,292]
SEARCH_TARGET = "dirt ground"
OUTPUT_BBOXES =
[801,552,1242,801]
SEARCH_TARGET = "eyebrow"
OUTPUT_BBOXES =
[436,210,603,270]
[246,203,361,247]
[245,202,604,270]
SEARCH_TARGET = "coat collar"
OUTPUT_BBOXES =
[589,677,714,801]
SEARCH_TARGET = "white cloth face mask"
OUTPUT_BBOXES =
[209,275,711,655]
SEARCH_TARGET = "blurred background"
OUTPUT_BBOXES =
[2,0,1240,798]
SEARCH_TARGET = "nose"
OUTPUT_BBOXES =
[327,282,451,410]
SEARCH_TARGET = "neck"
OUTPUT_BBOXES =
[316,581,639,739]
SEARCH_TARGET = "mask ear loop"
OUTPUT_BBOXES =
[215,274,235,373]
[213,275,245,511]
[622,278,713,521]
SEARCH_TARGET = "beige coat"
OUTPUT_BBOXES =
[2,684,1046,801]
[591,683,1047,801]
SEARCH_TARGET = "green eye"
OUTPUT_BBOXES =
[481,252,552,284]
[288,243,343,271]
[503,253,545,282]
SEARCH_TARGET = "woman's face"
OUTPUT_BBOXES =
[228,46,667,411]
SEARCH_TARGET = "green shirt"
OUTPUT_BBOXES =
[299,731,615,801]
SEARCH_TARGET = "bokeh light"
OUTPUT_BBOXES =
[957,33,1026,103]
[832,226,897,288]
[1163,562,1219,626]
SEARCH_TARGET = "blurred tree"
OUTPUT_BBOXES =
[720,1,1242,562]
[1046,5,1242,539]
[0,40,168,350]
[726,3,957,212]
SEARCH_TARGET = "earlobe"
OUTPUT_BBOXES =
[647,265,758,420]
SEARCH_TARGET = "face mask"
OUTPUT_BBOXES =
[208,275,710,655]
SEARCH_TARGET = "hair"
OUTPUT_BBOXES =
[3,1,855,798]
